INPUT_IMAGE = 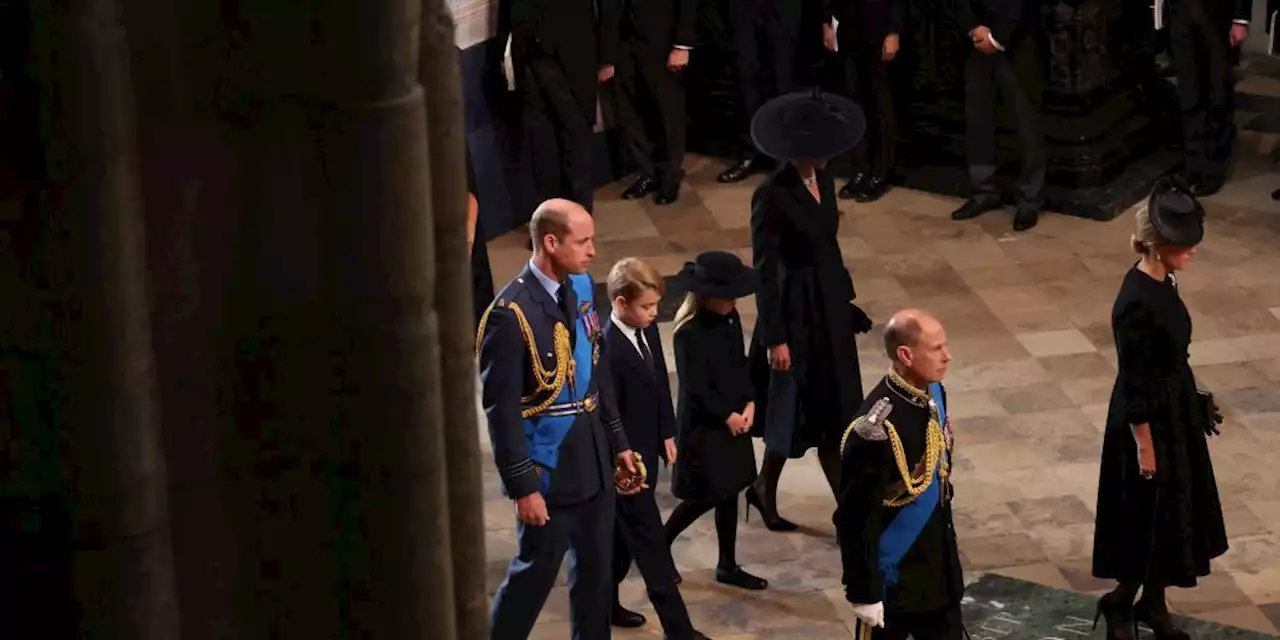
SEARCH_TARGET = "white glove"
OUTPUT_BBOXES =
[849,602,885,628]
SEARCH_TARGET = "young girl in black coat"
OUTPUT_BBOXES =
[666,251,768,591]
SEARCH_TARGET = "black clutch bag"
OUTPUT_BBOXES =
[1193,390,1222,436]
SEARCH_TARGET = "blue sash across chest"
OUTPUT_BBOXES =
[522,274,598,494]
[877,382,948,587]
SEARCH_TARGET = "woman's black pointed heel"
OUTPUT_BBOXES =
[744,486,798,531]
[1093,591,1135,640]
[1133,599,1190,640]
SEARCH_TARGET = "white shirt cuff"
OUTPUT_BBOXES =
[674,44,693,50]
[1232,19,1249,25]
[988,33,1005,51]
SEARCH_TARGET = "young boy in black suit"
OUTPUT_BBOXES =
[604,258,709,639]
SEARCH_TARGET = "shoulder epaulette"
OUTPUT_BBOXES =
[840,397,893,453]
[474,297,514,355]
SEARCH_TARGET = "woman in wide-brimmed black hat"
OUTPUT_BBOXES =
[744,90,875,530]
[665,251,770,591]
[1091,178,1226,640]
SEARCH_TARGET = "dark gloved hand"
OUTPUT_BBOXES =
[850,303,873,334]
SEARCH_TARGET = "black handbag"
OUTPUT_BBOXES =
[1193,390,1223,436]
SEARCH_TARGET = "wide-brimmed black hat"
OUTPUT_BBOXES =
[1148,178,1205,247]
[679,251,757,299]
[750,89,867,161]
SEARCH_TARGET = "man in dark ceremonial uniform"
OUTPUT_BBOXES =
[836,310,964,640]
[950,0,1045,232]
[1165,0,1252,195]
[613,0,697,205]
[716,0,804,184]
[822,0,905,202]
[501,0,620,212]
[478,198,644,639]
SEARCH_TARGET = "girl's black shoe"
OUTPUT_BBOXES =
[1093,591,1135,640]
[744,486,798,532]
[715,565,767,591]
[1133,599,1190,640]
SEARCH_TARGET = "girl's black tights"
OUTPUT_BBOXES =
[664,495,740,570]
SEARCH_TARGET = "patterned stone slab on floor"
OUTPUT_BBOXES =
[964,575,1280,639]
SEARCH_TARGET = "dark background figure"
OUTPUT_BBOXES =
[746,92,871,530]
[1092,183,1227,640]
[501,0,619,212]
[613,0,698,205]
[949,0,1046,232]
[1165,0,1252,196]
[822,0,906,202]
[467,153,495,330]
[716,0,805,183]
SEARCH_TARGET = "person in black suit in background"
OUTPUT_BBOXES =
[822,0,906,202]
[716,0,805,184]
[478,199,644,639]
[950,0,1046,232]
[1165,0,1252,196]
[603,258,711,639]
[614,0,697,205]
[501,0,619,213]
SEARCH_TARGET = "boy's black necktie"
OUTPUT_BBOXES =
[635,328,654,367]
[557,281,577,346]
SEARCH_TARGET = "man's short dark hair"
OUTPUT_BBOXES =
[883,315,923,362]
[528,202,572,247]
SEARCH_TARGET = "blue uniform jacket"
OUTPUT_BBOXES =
[478,264,630,505]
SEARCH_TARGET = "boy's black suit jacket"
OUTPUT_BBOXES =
[603,321,677,486]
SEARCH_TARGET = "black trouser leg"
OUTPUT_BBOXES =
[566,490,615,639]
[522,54,596,212]
[617,488,696,637]
[817,437,842,499]
[731,3,765,158]
[839,40,896,180]
[1169,8,1210,179]
[489,501,573,639]
[993,54,1045,208]
[631,41,687,183]
[964,52,1000,200]
[881,604,965,640]
[613,42,657,180]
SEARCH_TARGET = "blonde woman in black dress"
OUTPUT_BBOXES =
[1091,180,1227,640]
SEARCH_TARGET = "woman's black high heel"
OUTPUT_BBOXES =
[1133,599,1190,640]
[744,486,798,531]
[1093,591,1135,640]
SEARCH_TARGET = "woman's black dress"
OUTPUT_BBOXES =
[1092,266,1228,588]
[748,165,864,457]
[672,308,759,503]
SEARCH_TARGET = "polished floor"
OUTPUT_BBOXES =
[478,78,1280,638]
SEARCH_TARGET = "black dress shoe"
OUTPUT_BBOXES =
[655,180,681,205]
[838,173,869,199]
[1272,187,1279,200]
[853,176,891,203]
[611,604,647,628]
[622,176,658,200]
[716,158,759,184]
[951,196,1002,221]
[1013,205,1040,232]
[715,565,768,590]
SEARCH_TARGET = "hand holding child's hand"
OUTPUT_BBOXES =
[727,413,749,435]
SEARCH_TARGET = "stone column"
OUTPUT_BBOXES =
[421,0,490,637]
[26,0,181,636]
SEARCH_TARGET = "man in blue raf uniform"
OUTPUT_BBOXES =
[478,198,644,639]
[836,310,964,640]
